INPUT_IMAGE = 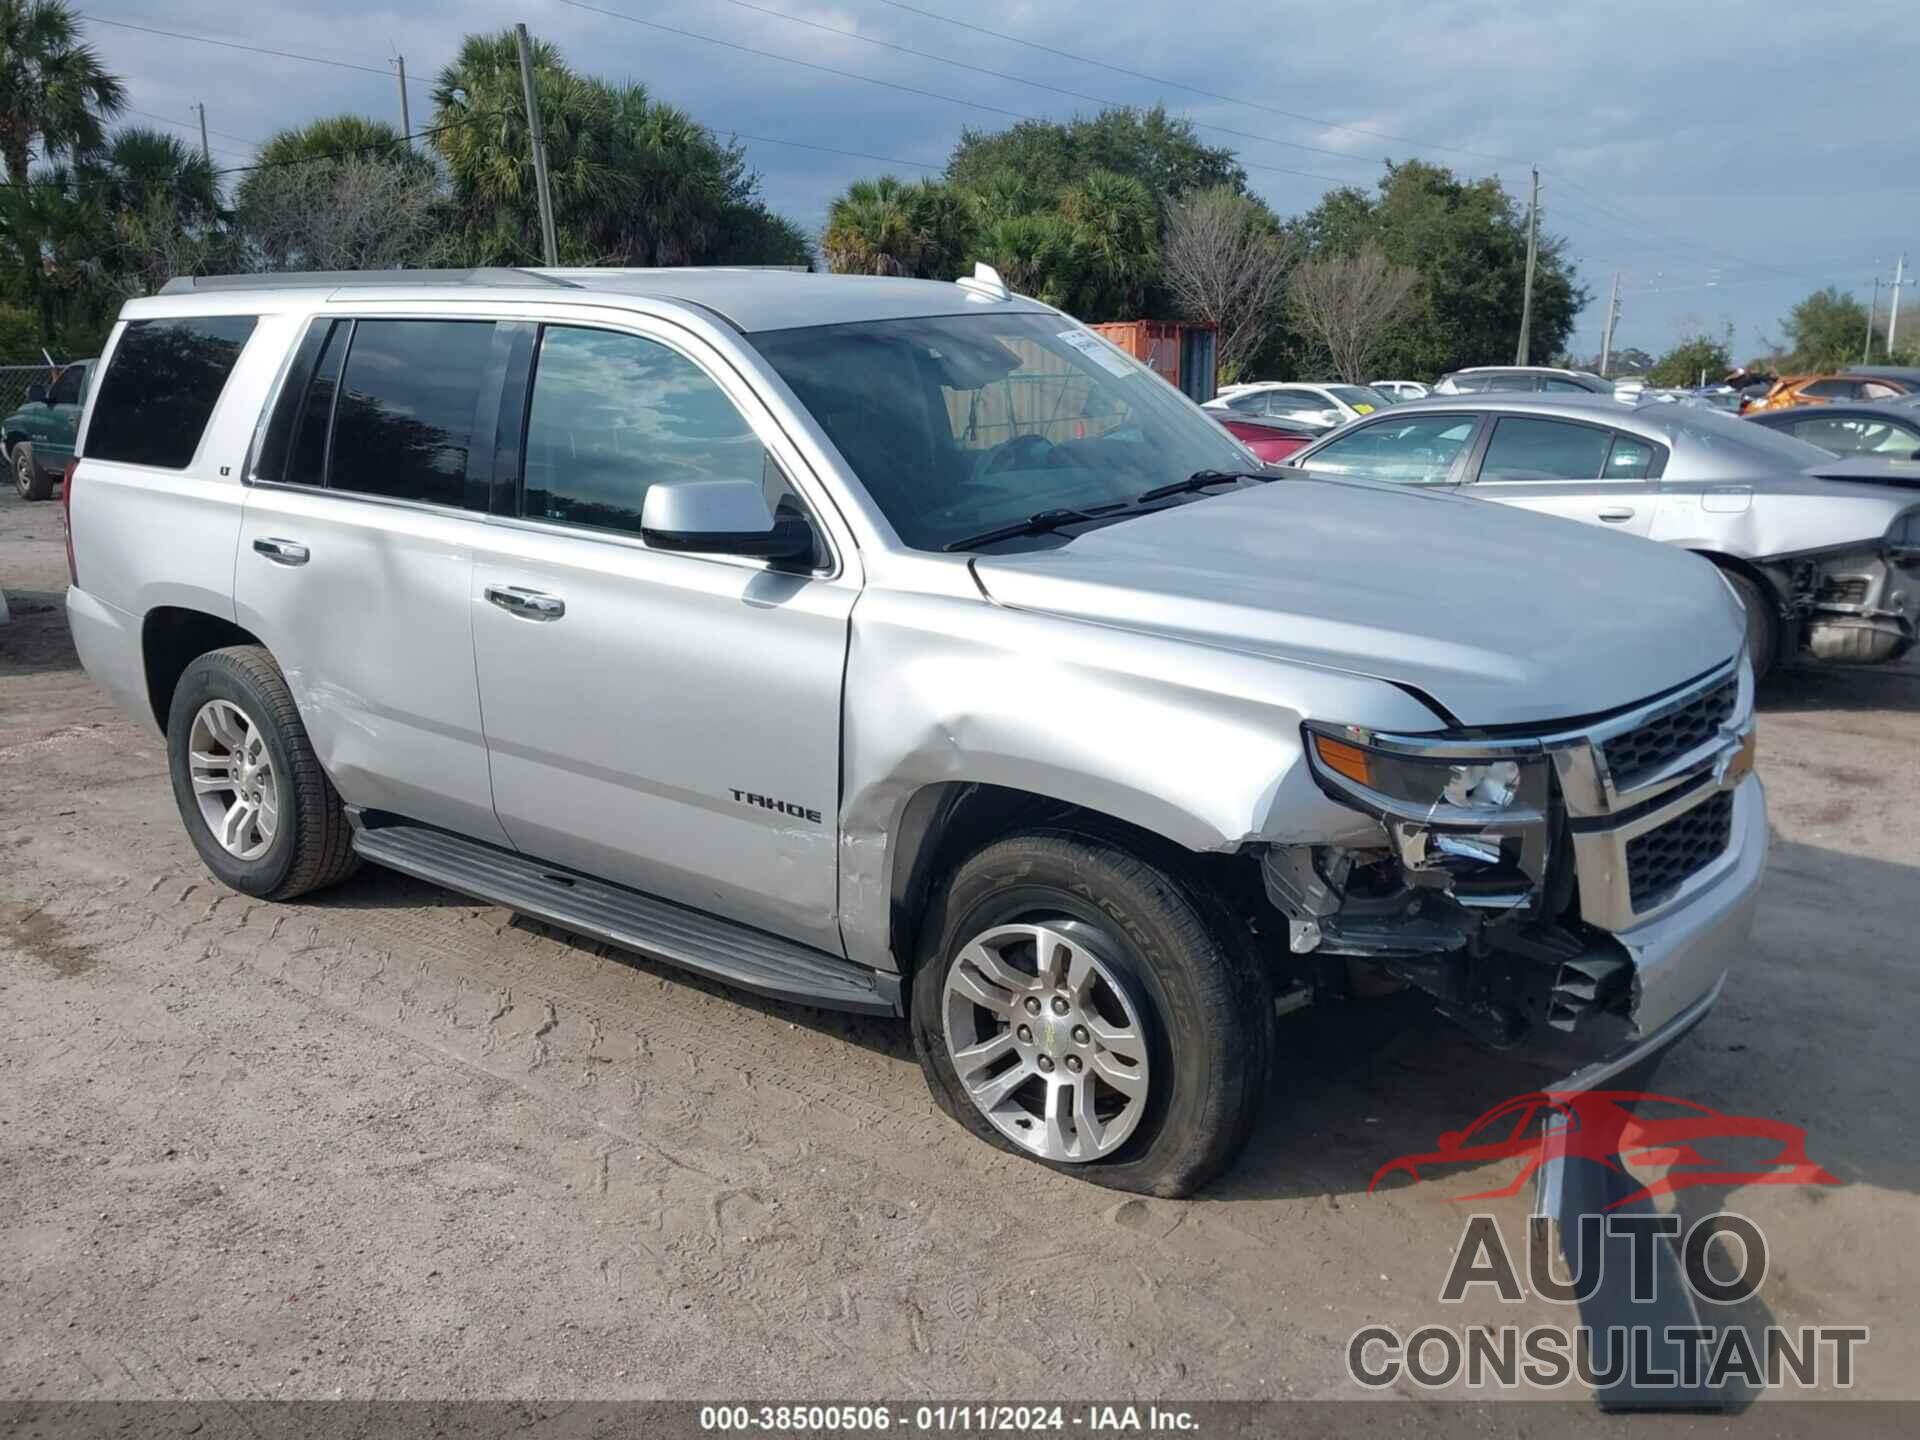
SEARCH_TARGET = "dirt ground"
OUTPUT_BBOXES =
[3,481,1918,1413]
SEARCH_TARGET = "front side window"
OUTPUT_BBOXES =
[751,313,1248,552]
[47,363,86,407]
[328,320,496,506]
[1297,414,1476,485]
[521,325,768,537]
[1479,417,1618,481]
[86,315,258,469]
[1801,380,1850,399]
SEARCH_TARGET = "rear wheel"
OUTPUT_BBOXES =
[13,442,52,501]
[910,832,1271,1197]
[166,645,359,900]
[1721,568,1780,680]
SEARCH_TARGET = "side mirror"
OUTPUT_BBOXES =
[25,384,48,404]
[640,478,814,562]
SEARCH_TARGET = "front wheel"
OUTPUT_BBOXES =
[911,833,1271,1197]
[13,443,52,501]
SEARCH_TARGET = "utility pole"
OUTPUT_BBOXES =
[514,23,560,268]
[395,55,412,147]
[193,102,210,165]
[1890,253,1906,355]
[1515,166,1540,365]
[1865,276,1880,364]
[1599,270,1621,376]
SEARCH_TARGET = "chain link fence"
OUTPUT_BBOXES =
[0,363,60,427]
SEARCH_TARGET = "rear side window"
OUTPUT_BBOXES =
[328,320,496,507]
[86,316,257,468]
[1480,417,1614,480]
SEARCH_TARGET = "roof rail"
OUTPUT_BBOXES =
[157,267,582,295]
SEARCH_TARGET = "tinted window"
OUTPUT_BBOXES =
[1480,417,1615,481]
[329,320,495,506]
[86,316,257,468]
[1790,416,1920,456]
[1225,390,1266,413]
[1264,390,1327,416]
[1542,377,1588,393]
[48,363,86,406]
[286,321,348,489]
[1801,380,1850,398]
[1298,414,1476,485]
[522,325,767,537]
[1328,385,1389,411]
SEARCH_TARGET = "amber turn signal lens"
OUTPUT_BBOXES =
[1312,734,1373,786]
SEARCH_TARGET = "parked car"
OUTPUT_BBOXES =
[1207,410,1318,463]
[1432,366,1614,396]
[1753,372,1919,412]
[1203,381,1390,428]
[1370,380,1429,402]
[1745,401,1920,460]
[4,357,95,499]
[1284,393,1920,675]
[68,265,1768,1196]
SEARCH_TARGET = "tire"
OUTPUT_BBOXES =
[13,442,52,501]
[910,831,1271,1198]
[165,645,359,900]
[1720,567,1780,681]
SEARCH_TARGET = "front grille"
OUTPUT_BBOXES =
[1625,790,1734,911]
[1602,677,1737,789]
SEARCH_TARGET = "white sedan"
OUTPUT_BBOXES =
[1205,381,1394,429]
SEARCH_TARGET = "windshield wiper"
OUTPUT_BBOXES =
[942,507,1122,553]
[1133,469,1272,504]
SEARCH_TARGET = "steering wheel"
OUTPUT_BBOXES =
[980,432,1054,476]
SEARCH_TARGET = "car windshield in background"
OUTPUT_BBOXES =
[751,313,1250,551]
[1329,385,1391,411]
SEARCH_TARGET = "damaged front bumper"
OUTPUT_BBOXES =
[1267,657,1763,1075]
[1784,541,1919,665]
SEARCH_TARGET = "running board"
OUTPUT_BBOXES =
[350,820,900,1016]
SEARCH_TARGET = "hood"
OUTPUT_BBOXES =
[972,478,1745,729]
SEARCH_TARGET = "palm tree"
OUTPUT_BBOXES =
[76,127,219,223]
[1059,169,1158,318]
[0,0,126,183]
[975,213,1077,306]
[821,177,973,278]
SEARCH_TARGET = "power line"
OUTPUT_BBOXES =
[558,1,1358,188]
[124,106,259,149]
[696,0,1384,172]
[860,0,1518,167]
[80,14,434,87]
[209,110,507,176]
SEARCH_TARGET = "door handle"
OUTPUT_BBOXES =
[252,537,310,565]
[485,584,566,621]
[1597,507,1636,523]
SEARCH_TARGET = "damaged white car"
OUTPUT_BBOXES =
[1287,393,1920,675]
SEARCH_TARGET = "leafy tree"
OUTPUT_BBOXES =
[1648,333,1731,388]
[0,0,124,183]
[0,301,37,360]
[237,155,448,272]
[947,107,1243,202]
[1781,287,1876,371]
[1605,345,1655,376]
[822,176,972,278]
[1287,160,1588,379]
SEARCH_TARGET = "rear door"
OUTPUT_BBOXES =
[235,315,512,846]
[468,317,857,954]
[1463,413,1661,537]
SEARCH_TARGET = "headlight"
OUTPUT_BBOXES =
[1303,723,1549,825]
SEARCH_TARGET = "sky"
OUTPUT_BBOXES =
[79,0,1918,362]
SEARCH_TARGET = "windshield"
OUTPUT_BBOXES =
[1328,384,1390,410]
[751,313,1250,551]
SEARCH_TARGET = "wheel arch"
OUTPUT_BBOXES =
[142,606,266,734]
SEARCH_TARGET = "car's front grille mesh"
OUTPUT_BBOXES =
[1625,790,1735,911]
[1602,677,1738,790]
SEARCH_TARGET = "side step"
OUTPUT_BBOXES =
[350,820,900,1017]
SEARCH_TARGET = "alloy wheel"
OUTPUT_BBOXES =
[942,920,1151,1162]
[186,698,280,861]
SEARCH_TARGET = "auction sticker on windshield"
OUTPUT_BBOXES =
[1056,329,1135,377]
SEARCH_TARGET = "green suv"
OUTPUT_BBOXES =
[5,358,95,500]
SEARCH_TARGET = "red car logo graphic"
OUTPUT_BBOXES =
[1369,1090,1840,1208]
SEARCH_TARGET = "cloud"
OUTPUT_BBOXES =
[83,0,1915,355]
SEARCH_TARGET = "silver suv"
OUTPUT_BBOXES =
[66,266,1766,1196]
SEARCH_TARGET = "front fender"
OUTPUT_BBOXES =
[836,585,1441,972]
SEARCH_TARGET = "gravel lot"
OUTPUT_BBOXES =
[4,482,1917,1412]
